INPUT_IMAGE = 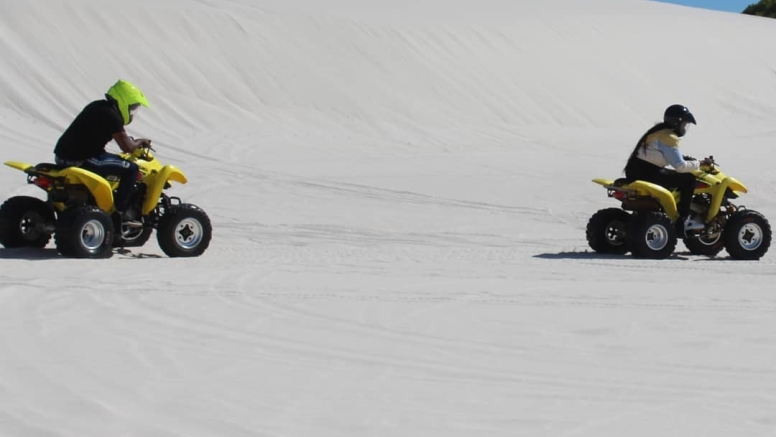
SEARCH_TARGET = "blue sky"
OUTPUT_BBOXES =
[651,0,756,12]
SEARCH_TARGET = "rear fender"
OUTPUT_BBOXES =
[62,168,115,212]
[624,181,679,221]
[4,161,34,172]
[592,178,678,221]
[141,165,188,214]
[5,162,116,212]
[592,178,614,186]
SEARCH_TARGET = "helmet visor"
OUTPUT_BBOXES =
[675,121,691,137]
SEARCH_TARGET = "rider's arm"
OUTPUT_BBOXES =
[112,131,149,154]
[658,142,700,173]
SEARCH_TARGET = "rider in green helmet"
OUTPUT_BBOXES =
[54,79,152,225]
[107,79,150,125]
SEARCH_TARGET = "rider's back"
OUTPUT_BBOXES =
[54,99,124,161]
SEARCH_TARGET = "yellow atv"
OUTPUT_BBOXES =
[0,145,212,258]
[587,156,771,260]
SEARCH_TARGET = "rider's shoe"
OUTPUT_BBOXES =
[676,215,705,237]
[685,215,705,231]
[113,208,142,229]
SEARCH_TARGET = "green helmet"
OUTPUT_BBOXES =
[106,79,149,125]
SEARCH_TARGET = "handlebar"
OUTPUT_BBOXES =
[700,155,719,175]
[131,142,155,161]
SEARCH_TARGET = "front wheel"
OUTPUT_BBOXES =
[157,204,212,257]
[724,210,771,260]
[0,196,55,248]
[628,211,677,259]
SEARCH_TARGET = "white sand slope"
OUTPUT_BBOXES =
[1,0,776,435]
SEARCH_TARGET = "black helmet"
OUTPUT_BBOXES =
[664,104,696,136]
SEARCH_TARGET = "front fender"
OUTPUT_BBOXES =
[142,165,188,214]
[726,177,747,194]
[706,176,749,222]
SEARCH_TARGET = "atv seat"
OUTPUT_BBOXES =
[612,178,630,187]
[33,163,70,172]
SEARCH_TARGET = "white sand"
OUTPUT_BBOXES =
[1,0,775,435]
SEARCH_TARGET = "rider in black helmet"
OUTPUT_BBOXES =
[624,104,711,237]
[664,104,695,137]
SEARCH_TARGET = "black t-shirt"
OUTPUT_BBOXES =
[54,99,125,160]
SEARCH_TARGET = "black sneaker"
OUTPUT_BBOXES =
[684,216,705,231]
[115,210,142,228]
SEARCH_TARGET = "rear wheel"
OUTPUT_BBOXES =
[157,204,212,257]
[628,211,677,259]
[0,196,55,248]
[683,232,724,257]
[586,208,631,254]
[55,207,114,258]
[724,210,771,260]
[114,225,153,248]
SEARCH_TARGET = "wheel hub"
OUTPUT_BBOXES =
[175,218,203,249]
[19,211,44,238]
[80,220,106,250]
[739,223,763,251]
[645,224,669,251]
[606,221,627,246]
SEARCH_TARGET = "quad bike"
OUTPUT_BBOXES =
[586,156,771,260]
[0,145,212,258]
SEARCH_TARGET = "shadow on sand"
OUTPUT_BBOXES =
[0,247,163,260]
[533,251,692,261]
[0,247,62,260]
[535,251,751,261]
[115,248,163,259]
